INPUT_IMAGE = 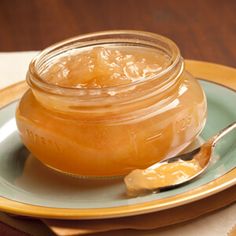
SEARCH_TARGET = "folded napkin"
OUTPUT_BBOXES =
[0,51,38,88]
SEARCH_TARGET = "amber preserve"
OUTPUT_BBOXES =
[16,31,207,177]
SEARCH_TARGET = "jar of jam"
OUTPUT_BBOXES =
[16,31,207,177]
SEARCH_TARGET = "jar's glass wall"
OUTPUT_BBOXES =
[16,31,207,177]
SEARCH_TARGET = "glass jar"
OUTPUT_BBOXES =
[16,31,207,177]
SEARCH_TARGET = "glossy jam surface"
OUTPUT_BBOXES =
[16,45,207,177]
[43,47,169,88]
[124,141,213,197]
[124,159,202,197]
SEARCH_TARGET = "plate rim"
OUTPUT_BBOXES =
[0,60,236,219]
[0,168,235,219]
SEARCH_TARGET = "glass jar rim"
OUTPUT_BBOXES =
[27,30,182,97]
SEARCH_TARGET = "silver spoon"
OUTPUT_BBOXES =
[125,122,236,196]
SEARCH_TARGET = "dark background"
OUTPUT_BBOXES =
[0,0,236,67]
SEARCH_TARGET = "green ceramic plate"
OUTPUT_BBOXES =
[0,80,235,219]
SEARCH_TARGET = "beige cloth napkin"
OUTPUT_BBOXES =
[0,51,236,236]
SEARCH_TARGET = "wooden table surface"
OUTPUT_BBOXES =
[0,0,236,67]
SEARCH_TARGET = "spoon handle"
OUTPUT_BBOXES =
[211,122,236,146]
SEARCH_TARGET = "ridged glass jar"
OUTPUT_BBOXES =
[16,31,207,177]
